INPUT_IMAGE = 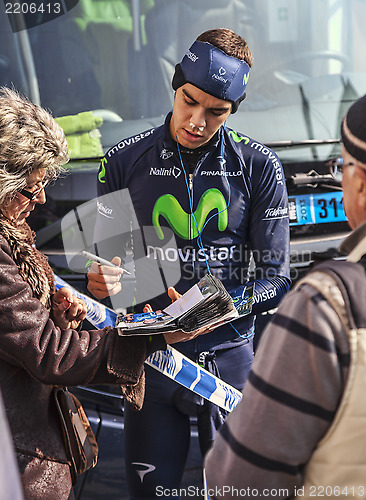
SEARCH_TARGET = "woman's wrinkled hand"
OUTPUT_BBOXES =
[52,287,87,330]
[87,256,123,300]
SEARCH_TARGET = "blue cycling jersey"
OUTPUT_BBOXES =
[94,113,290,351]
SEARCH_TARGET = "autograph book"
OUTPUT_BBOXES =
[116,274,254,336]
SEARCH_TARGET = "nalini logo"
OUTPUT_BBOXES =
[212,71,228,84]
[172,166,181,178]
[149,166,181,178]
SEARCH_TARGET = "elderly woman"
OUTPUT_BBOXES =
[0,87,200,500]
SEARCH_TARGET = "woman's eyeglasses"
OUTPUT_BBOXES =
[17,180,49,201]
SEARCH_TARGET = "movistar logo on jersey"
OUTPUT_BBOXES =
[107,130,154,157]
[98,157,107,183]
[253,288,277,304]
[152,188,228,240]
[229,130,249,144]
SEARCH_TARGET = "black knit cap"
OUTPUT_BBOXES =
[341,94,366,164]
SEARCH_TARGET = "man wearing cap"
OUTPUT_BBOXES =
[87,28,290,497]
[204,94,366,498]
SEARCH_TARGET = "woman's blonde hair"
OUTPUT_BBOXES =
[0,87,69,205]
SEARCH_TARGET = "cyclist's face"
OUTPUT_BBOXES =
[170,83,232,149]
[2,168,47,225]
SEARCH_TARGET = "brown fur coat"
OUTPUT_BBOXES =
[0,217,165,499]
[0,218,54,308]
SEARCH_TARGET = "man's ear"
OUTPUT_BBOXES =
[357,168,366,209]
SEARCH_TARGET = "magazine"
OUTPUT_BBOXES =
[116,274,254,336]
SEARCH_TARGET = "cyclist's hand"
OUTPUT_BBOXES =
[87,256,123,300]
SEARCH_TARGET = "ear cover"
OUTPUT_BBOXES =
[172,63,186,92]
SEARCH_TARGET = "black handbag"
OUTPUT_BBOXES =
[54,387,98,485]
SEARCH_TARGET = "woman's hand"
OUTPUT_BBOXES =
[87,256,123,300]
[52,287,87,330]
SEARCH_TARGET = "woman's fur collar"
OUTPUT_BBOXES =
[0,217,55,308]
